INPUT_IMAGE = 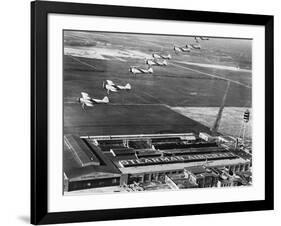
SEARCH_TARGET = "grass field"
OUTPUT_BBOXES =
[64,55,251,107]
[64,104,211,136]
[172,107,252,138]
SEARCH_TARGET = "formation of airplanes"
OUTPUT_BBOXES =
[174,36,209,53]
[78,79,132,109]
[128,36,209,74]
[76,35,210,110]
[129,52,173,75]
[174,43,201,53]
[174,45,191,53]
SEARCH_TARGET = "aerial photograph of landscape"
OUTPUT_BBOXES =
[63,30,252,195]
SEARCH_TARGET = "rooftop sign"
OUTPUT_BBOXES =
[119,152,237,167]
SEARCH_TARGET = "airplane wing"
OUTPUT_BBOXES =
[153,53,160,59]
[139,68,146,73]
[81,92,91,100]
[106,80,115,85]
[112,84,119,90]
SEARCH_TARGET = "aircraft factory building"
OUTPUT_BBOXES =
[64,133,250,192]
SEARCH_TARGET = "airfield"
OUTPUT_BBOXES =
[63,31,252,138]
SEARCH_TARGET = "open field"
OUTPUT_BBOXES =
[64,31,252,137]
[172,107,252,138]
[64,31,252,70]
[64,104,211,136]
[64,55,251,107]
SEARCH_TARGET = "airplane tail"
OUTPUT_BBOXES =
[163,60,168,66]
[166,54,171,59]
[125,83,131,90]
[146,59,154,66]
[102,96,109,103]
[147,67,153,73]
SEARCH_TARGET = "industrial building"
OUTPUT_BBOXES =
[64,132,251,192]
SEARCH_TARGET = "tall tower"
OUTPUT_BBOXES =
[238,109,250,145]
[242,109,250,143]
[211,81,231,135]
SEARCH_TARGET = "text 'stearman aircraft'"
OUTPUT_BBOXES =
[129,66,153,75]
[146,59,168,66]
[174,45,191,53]
[152,53,172,60]
[78,92,109,110]
[103,80,131,94]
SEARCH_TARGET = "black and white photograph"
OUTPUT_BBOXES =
[28,1,274,224]
[63,30,253,195]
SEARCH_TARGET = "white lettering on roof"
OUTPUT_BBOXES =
[119,152,236,167]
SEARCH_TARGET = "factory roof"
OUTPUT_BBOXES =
[64,136,121,182]
[184,166,207,174]
[118,157,248,174]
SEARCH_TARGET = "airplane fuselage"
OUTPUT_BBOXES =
[130,67,153,74]
[188,44,201,49]
[152,53,171,59]
[174,46,191,52]
[79,97,109,105]
[105,84,118,92]
[104,81,131,94]
[146,59,167,66]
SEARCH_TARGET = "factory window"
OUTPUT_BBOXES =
[239,165,244,171]
[144,174,150,182]
[99,181,105,186]
[128,176,142,184]
[158,173,165,181]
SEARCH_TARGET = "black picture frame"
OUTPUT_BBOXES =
[31,1,274,224]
